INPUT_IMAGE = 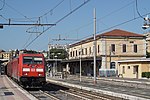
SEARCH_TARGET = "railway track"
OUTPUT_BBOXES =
[8,75,149,100]
[27,83,126,100]
[8,76,126,100]
[59,88,125,100]
[7,75,150,100]
[28,89,60,100]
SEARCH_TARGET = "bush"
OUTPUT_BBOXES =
[142,72,150,78]
[142,72,146,77]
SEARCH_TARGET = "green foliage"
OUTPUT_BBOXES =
[142,72,150,78]
[142,72,146,77]
[146,51,150,58]
[49,48,68,59]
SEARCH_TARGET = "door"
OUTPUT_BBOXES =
[133,65,139,78]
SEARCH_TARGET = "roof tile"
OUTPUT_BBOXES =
[99,29,144,37]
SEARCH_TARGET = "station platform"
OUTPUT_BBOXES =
[0,75,37,100]
[46,75,150,100]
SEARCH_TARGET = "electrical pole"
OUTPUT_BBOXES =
[80,44,82,82]
[93,8,97,84]
[109,46,111,68]
[48,38,51,59]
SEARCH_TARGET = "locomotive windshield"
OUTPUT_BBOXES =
[23,56,43,64]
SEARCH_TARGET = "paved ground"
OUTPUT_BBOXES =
[1,74,150,100]
[46,75,150,100]
[0,75,37,100]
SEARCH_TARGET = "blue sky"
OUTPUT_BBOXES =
[0,0,150,51]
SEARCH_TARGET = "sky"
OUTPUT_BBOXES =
[0,0,150,51]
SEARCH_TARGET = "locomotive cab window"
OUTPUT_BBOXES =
[23,57,43,64]
[34,57,43,64]
[23,57,33,64]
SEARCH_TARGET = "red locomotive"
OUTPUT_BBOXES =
[7,53,46,88]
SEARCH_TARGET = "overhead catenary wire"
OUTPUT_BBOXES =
[23,0,91,49]
[135,0,144,19]
[0,0,5,10]
[61,0,135,43]
[39,0,65,18]
[0,15,8,21]
[23,0,66,48]
[4,0,64,49]
[23,0,64,33]
[20,0,65,21]
[67,12,150,46]
[24,0,65,38]
[0,0,136,50]
[22,34,33,48]
[55,0,90,24]
[0,0,35,23]
[96,16,140,34]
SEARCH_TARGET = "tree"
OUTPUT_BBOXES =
[49,48,68,59]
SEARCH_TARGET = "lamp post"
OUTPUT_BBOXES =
[93,8,97,84]
[54,53,61,74]
[51,53,55,77]
[54,55,58,74]
[79,49,82,82]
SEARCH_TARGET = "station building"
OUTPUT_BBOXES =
[65,29,146,76]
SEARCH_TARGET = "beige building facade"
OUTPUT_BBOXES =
[2,52,11,60]
[0,51,11,66]
[117,58,150,79]
[0,51,12,60]
[67,29,146,76]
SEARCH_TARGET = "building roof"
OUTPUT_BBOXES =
[70,29,145,47]
[99,29,144,37]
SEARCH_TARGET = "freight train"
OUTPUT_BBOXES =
[7,53,46,88]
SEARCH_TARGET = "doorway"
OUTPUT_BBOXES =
[133,65,139,78]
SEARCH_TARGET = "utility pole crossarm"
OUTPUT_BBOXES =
[0,23,56,26]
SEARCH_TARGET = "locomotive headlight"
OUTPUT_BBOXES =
[23,68,30,72]
[36,68,43,72]
[25,73,28,76]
